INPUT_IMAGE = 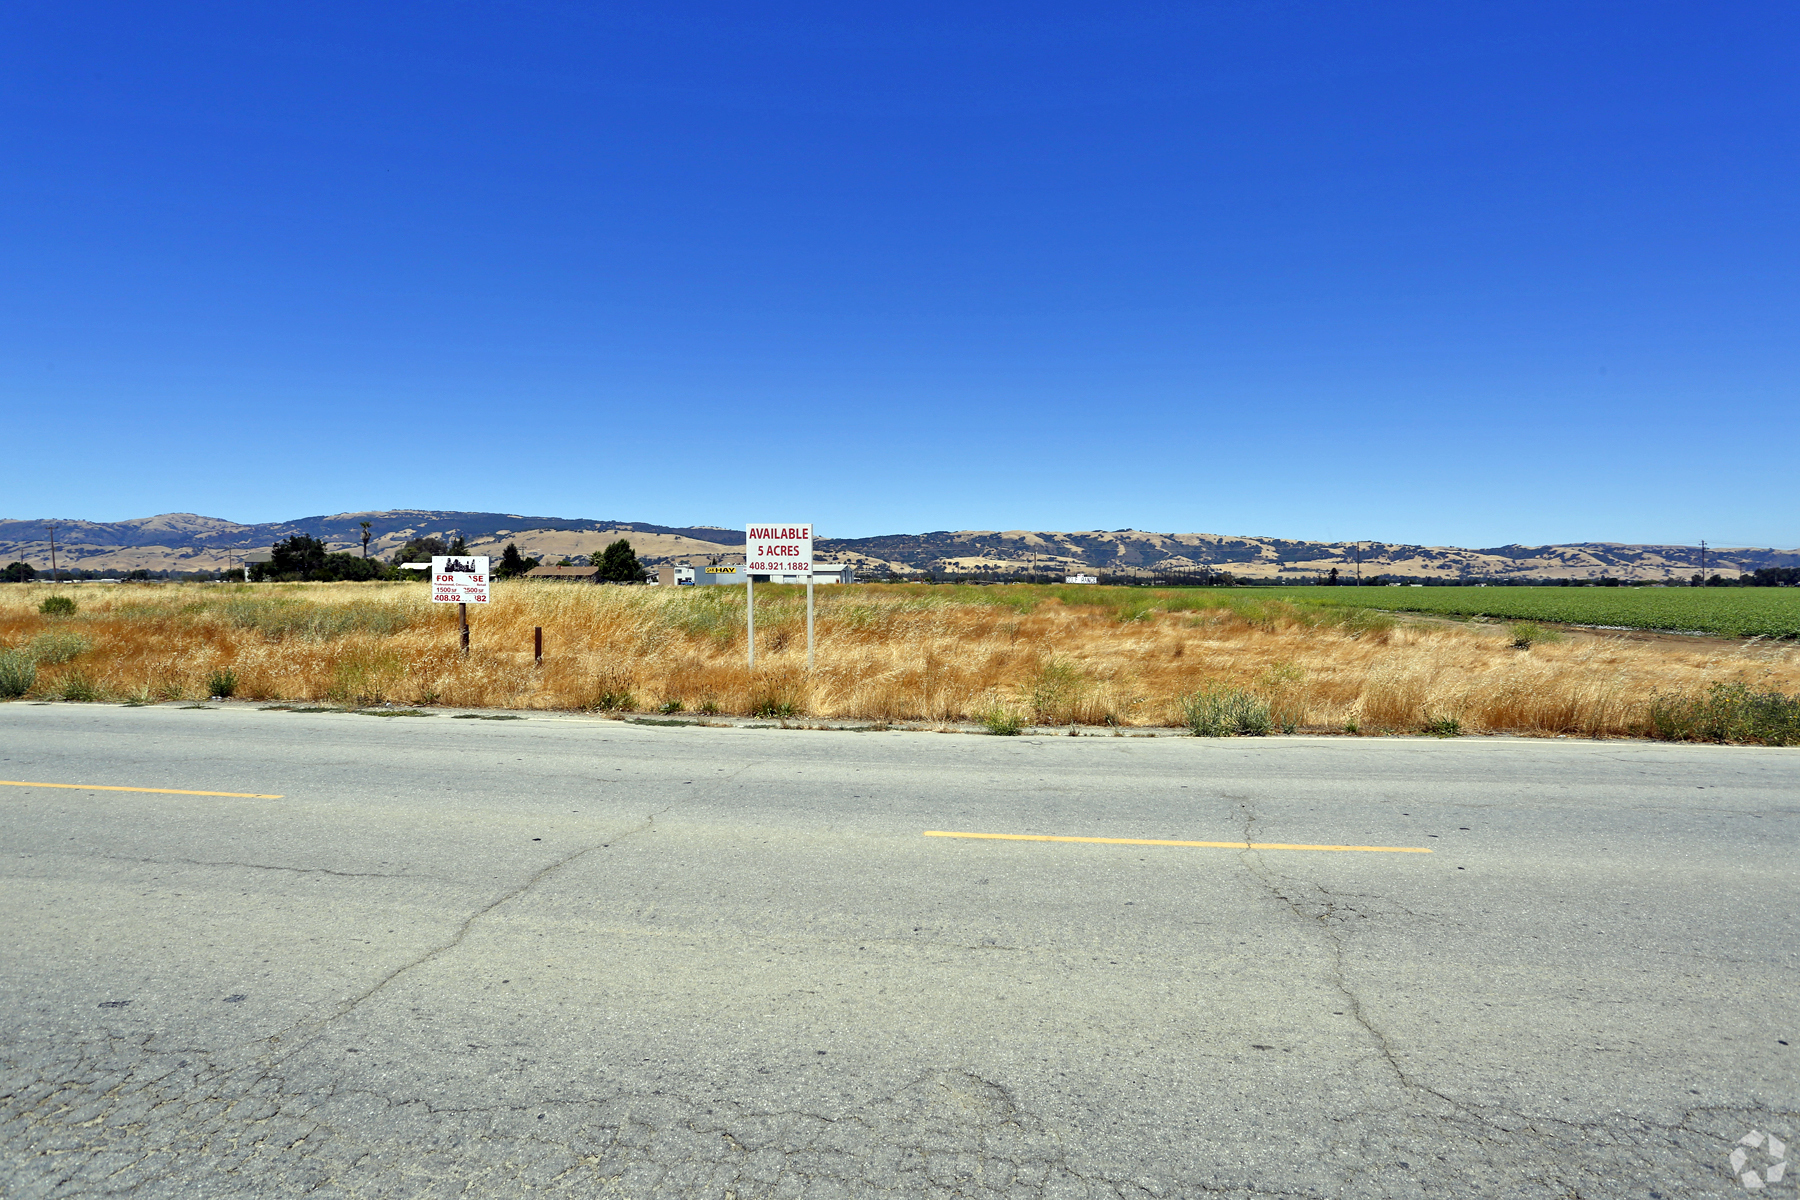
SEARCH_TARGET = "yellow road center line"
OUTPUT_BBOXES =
[923,830,1431,854]
[0,780,283,800]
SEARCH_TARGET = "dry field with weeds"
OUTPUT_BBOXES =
[2,581,1797,738]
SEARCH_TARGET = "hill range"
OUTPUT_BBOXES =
[2,511,1793,583]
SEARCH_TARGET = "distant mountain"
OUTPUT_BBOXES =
[1,511,1794,582]
[0,511,743,574]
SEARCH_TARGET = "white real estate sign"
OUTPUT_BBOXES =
[745,524,813,576]
[430,556,491,604]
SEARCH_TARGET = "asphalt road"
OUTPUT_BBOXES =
[1,702,1795,1199]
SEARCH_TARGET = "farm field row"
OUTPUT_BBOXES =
[1270,584,1800,638]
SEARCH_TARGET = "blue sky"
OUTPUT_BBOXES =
[3,2,1795,547]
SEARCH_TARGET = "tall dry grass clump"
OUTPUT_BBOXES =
[0,581,1795,740]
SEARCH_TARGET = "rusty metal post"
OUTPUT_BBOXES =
[534,626,542,664]
[459,602,469,655]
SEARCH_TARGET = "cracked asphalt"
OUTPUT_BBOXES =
[1,703,1795,1198]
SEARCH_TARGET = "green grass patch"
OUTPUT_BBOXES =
[174,595,421,641]
[1274,585,1800,639]
[26,632,92,663]
[1647,682,1800,746]
[854,581,1800,639]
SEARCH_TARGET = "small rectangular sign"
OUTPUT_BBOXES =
[430,556,490,604]
[745,524,812,575]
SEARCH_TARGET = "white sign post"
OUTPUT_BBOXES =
[745,524,813,670]
[430,556,490,655]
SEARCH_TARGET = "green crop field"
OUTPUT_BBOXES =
[1268,585,1800,638]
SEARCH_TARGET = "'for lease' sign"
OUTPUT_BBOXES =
[746,524,812,575]
[430,556,491,604]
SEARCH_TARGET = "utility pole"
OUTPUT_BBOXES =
[48,522,58,583]
[1354,542,1362,586]
[1700,539,1707,584]
[360,521,372,559]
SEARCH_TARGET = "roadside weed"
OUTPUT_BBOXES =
[0,650,36,698]
[979,701,1026,735]
[57,671,105,702]
[1179,683,1272,737]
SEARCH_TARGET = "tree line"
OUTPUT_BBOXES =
[239,535,644,582]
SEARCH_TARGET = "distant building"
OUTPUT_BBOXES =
[694,564,743,586]
[695,563,856,585]
[755,564,856,584]
[653,566,697,586]
[524,564,603,582]
[1064,573,1099,585]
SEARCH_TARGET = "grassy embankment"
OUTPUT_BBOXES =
[0,582,1796,742]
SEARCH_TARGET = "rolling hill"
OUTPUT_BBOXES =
[1,511,1793,582]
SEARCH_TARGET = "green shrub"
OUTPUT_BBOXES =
[979,702,1025,736]
[57,671,104,702]
[658,699,684,714]
[1508,622,1562,649]
[1179,683,1272,737]
[27,632,91,663]
[750,696,795,719]
[1648,682,1800,747]
[39,595,77,616]
[594,688,636,712]
[1423,716,1463,737]
[0,650,36,698]
[208,668,239,698]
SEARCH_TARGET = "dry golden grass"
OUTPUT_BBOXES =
[2,581,1796,737]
